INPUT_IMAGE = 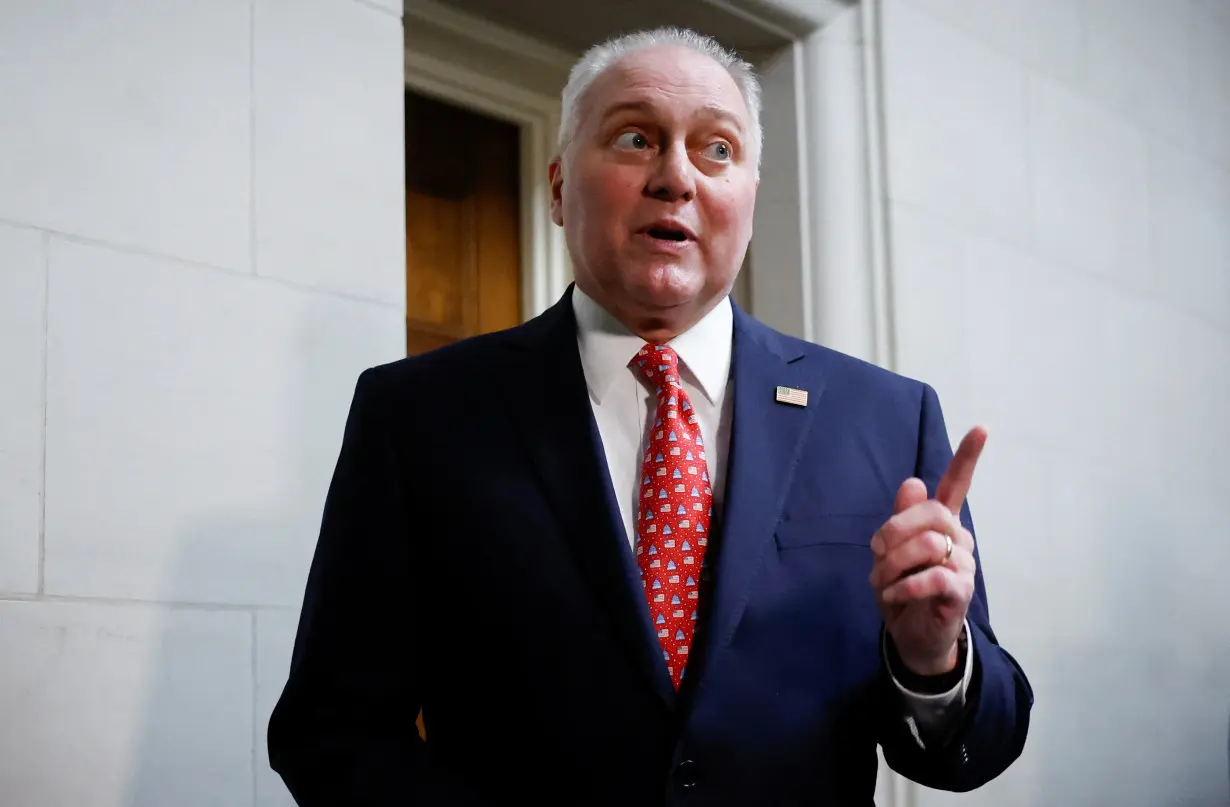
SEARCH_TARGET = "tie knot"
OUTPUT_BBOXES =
[630,344,680,388]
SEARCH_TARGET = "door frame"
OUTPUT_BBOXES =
[403,0,572,322]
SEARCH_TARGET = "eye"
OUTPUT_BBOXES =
[615,131,650,150]
[703,141,733,161]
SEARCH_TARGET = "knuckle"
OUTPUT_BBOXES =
[927,500,949,522]
[919,531,945,562]
[926,530,947,552]
[877,522,895,548]
[960,577,976,603]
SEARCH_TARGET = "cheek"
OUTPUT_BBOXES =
[569,167,641,234]
[704,189,757,245]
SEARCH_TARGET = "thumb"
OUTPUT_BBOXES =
[894,477,928,514]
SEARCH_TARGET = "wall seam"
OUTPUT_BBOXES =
[0,592,299,611]
[38,231,50,596]
[251,608,260,807]
[353,0,402,18]
[0,222,403,310]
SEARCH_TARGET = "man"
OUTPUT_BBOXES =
[268,27,1032,806]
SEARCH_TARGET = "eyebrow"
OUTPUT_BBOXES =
[695,103,747,136]
[599,100,747,137]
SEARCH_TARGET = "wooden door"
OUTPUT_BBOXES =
[405,90,522,356]
[406,91,523,741]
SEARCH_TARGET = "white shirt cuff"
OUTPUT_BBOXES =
[884,619,973,749]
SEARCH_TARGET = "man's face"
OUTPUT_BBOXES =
[550,45,758,338]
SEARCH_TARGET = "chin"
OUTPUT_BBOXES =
[628,264,703,310]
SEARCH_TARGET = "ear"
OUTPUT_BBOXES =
[549,157,565,227]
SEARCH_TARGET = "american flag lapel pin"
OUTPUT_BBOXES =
[775,386,808,407]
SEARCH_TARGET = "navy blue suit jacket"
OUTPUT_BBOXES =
[268,288,1032,806]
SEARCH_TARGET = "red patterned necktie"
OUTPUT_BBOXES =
[630,344,714,690]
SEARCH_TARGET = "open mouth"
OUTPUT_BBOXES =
[644,227,690,242]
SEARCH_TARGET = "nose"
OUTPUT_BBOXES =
[645,142,696,203]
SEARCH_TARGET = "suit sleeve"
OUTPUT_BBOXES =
[878,383,1034,792]
[267,369,492,806]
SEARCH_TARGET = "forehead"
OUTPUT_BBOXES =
[583,45,750,127]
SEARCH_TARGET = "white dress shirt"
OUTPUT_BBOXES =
[573,286,734,549]
[570,286,970,741]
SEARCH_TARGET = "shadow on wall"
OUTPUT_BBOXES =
[123,302,389,807]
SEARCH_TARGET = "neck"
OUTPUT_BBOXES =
[617,307,706,345]
[576,283,724,345]
[631,322,687,344]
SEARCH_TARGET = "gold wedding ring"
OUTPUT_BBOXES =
[944,533,953,562]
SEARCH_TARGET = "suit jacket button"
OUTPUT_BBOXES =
[676,759,698,788]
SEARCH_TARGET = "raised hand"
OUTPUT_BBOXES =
[868,426,987,676]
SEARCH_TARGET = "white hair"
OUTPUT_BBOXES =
[556,27,763,171]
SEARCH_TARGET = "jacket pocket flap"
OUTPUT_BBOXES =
[774,513,888,549]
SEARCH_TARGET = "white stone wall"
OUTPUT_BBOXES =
[4,0,1229,803]
[881,0,1230,803]
[0,0,406,804]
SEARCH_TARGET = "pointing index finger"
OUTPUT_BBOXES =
[935,426,988,515]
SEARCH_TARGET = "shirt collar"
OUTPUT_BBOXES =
[572,285,733,406]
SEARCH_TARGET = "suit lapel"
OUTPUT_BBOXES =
[503,290,676,709]
[703,307,823,670]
